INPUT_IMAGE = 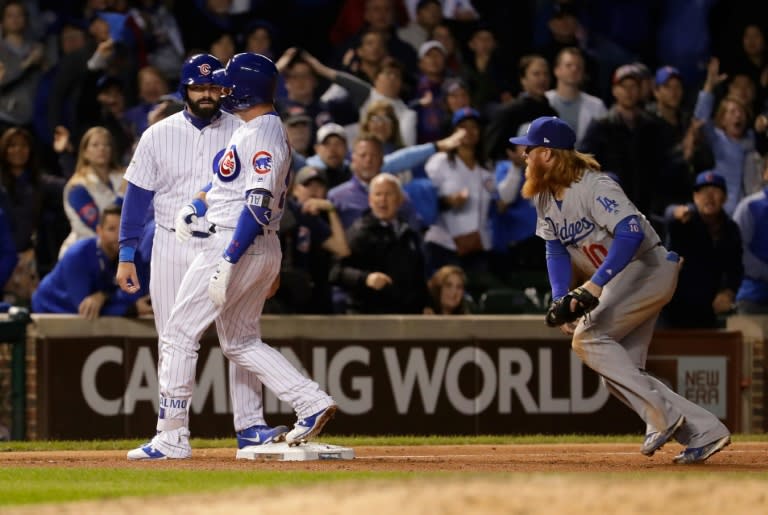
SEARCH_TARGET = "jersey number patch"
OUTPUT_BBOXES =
[582,243,608,268]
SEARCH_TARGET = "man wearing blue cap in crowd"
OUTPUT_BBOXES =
[514,116,731,464]
[423,107,493,274]
[661,171,743,328]
[647,64,715,211]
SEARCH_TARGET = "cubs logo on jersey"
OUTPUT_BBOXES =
[212,148,226,175]
[252,151,273,174]
[79,203,99,226]
[217,145,241,182]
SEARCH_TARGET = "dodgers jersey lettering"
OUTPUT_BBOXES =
[535,172,659,275]
[206,113,291,230]
[125,111,243,232]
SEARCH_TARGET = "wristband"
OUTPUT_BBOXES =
[190,198,208,217]
[119,246,136,263]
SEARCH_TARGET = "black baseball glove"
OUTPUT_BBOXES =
[545,286,600,327]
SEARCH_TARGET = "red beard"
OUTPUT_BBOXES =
[521,162,548,199]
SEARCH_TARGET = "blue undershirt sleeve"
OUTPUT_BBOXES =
[67,185,99,230]
[59,246,96,308]
[119,182,155,262]
[546,239,572,300]
[223,206,264,263]
[591,215,645,287]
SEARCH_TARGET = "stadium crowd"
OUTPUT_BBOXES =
[1,0,768,327]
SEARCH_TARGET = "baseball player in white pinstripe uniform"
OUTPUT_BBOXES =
[511,116,731,465]
[126,53,336,460]
[119,54,290,459]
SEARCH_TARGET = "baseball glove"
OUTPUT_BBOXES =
[545,286,600,327]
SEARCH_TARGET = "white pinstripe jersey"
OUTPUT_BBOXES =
[535,171,659,277]
[124,110,243,231]
[206,113,292,231]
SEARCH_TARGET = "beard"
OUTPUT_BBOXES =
[188,97,221,119]
[521,161,549,199]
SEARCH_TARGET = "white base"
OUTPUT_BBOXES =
[235,441,355,461]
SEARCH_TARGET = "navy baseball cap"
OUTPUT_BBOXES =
[451,107,480,127]
[508,116,576,150]
[612,64,643,85]
[294,166,327,186]
[655,66,682,87]
[693,171,727,193]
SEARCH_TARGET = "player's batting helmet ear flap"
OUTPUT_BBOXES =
[219,53,278,112]
[178,53,224,100]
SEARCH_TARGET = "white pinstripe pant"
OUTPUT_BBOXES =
[155,230,334,431]
[150,227,267,431]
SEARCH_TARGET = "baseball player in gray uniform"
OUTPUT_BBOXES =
[510,116,731,464]
[127,53,336,460]
[118,54,288,458]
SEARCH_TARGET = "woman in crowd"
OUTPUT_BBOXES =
[693,58,764,215]
[0,128,66,300]
[424,265,472,314]
[59,126,124,258]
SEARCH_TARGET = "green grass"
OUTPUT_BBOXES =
[1,435,767,507]
[1,433,767,452]
[0,468,407,505]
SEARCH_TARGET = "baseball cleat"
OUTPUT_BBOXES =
[126,428,192,460]
[640,414,685,456]
[127,442,170,460]
[236,424,290,449]
[285,405,338,446]
[673,435,731,464]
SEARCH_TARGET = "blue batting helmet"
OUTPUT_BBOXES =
[178,53,223,99]
[215,53,277,112]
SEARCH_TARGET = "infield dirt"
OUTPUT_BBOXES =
[2,443,768,514]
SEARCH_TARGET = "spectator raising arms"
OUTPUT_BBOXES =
[424,108,493,275]
[693,57,764,215]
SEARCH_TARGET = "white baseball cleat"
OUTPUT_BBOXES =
[127,427,192,460]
